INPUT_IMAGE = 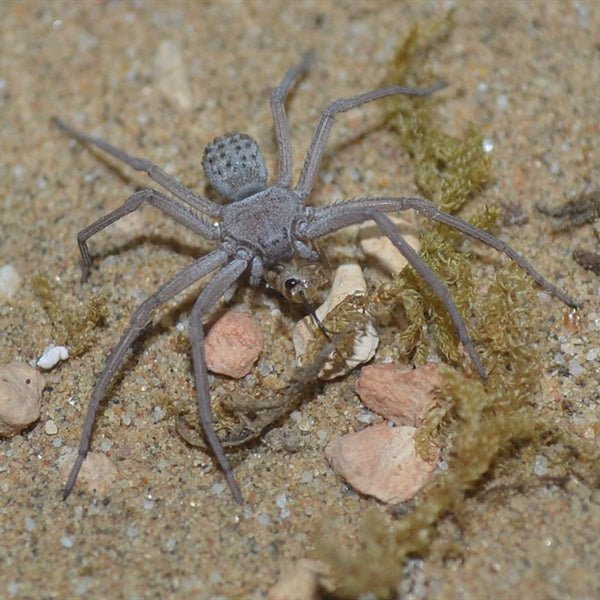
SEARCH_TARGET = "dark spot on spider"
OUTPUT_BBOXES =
[25,378,31,384]
[284,278,300,292]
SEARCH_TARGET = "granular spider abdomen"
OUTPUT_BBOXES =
[55,52,579,504]
[202,132,268,201]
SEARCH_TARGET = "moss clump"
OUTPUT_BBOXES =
[33,275,108,358]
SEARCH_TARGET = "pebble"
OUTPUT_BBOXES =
[56,448,117,496]
[44,419,58,435]
[154,39,192,111]
[568,359,584,377]
[0,363,46,437]
[0,264,22,301]
[267,559,333,600]
[204,311,264,378]
[325,423,439,503]
[24,516,36,532]
[358,215,420,283]
[533,454,549,477]
[293,263,379,379]
[37,344,69,370]
[355,363,442,426]
[60,536,74,549]
[256,512,272,527]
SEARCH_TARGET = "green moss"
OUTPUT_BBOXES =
[33,275,108,358]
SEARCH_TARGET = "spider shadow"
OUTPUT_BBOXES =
[83,231,211,271]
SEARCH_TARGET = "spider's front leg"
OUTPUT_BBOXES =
[302,197,581,379]
[63,250,229,499]
[309,197,580,308]
[187,256,250,504]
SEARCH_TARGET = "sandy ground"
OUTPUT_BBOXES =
[1,1,600,599]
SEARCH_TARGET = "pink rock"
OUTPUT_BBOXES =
[57,448,117,496]
[325,423,438,503]
[205,311,264,378]
[356,363,442,426]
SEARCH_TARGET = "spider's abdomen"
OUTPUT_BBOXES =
[202,132,268,202]
[221,187,303,266]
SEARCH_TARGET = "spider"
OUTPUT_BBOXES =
[55,52,578,504]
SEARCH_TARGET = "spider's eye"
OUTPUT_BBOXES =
[284,278,300,292]
[202,132,268,202]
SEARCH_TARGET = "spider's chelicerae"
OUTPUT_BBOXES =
[56,53,578,503]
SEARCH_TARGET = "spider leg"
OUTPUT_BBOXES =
[77,188,220,282]
[295,82,445,199]
[271,51,314,187]
[309,207,486,378]
[63,249,229,500]
[188,256,250,504]
[54,117,222,217]
[307,197,580,308]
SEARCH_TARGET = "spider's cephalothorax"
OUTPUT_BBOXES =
[55,52,579,504]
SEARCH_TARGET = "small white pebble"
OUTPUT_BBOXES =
[37,345,69,370]
[586,348,599,362]
[257,512,271,526]
[143,498,155,511]
[151,406,166,423]
[52,437,63,448]
[300,470,313,483]
[321,171,334,184]
[533,454,548,477]
[356,409,377,424]
[568,359,584,377]
[100,439,113,452]
[126,526,139,538]
[275,493,288,509]
[7,582,19,596]
[164,538,177,552]
[0,265,22,301]
[73,577,93,595]
[44,420,58,435]
[482,138,494,153]
[496,94,508,111]
[24,516,36,532]
[210,482,226,496]
[60,536,74,549]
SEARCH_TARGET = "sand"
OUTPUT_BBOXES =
[1,2,599,598]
